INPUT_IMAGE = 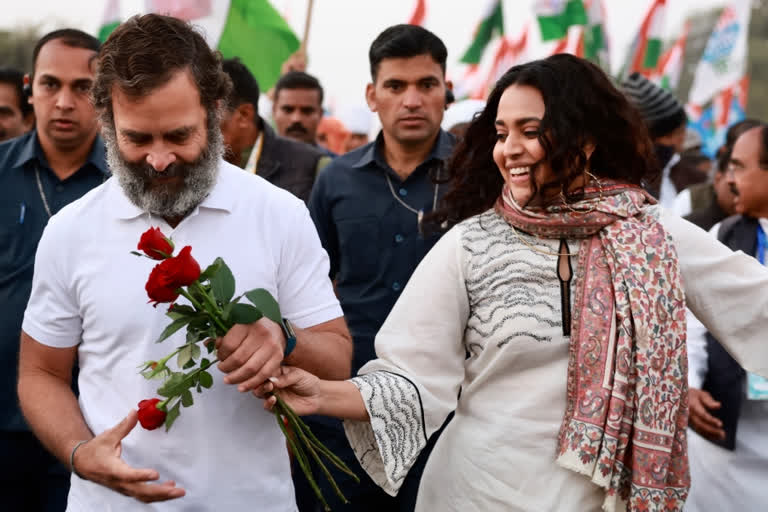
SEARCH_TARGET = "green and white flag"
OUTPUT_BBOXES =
[98,0,121,42]
[535,0,587,42]
[146,0,300,91]
[460,0,504,64]
[627,0,666,74]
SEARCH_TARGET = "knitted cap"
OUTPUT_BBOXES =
[622,72,687,139]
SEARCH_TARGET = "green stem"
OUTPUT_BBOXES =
[283,404,350,505]
[276,395,359,481]
[178,287,229,334]
[277,413,331,511]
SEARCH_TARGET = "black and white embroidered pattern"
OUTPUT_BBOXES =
[344,371,426,496]
[459,211,567,352]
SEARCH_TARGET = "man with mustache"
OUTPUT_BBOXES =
[17,14,351,510]
[685,123,768,511]
[272,71,335,156]
[0,29,105,511]
[298,24,455,512]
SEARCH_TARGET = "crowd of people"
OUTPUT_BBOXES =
[1,12,766,512]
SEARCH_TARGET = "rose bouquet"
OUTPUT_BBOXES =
[132,227,358,510]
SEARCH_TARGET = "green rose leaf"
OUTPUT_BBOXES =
[199,370,214,389]
[181,389,194,408]
[157,372,189,397]
[229,303,263,325]
[164,400,181,432]
[198,260,221,283]
[190,343,201,361]
[244,289,282,324]
[210,258,235,304]
[155,316,194,344]
[166,304,197,319]
[177,345,192,368]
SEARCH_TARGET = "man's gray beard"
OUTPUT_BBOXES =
[103,121,224,219]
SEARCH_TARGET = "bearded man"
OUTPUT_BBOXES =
[17,14,351,511]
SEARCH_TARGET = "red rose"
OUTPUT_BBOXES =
[137,227,174,260]
[145,246,201,306]
[137,398,166,430]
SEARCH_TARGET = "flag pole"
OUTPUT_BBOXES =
[302,0,315,50]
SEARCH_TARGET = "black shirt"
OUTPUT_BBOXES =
[308,130,454,372]
[0,131,108,431]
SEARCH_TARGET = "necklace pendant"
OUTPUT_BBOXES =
[417,210,424,237]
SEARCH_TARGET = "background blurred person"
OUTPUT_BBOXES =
[622,71,687,208]
[686,123,768,512]
[316,116,349,155]
[0,28,105,512]
[441,98,485,140]
[674,119,762,228]
[0,67,34,141]
[220,57,329,202]
[272,70,334,155]
[337,104,373,153]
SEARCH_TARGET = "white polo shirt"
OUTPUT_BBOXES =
[23,160,343,511]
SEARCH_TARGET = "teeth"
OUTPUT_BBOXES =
[507,166,530,176]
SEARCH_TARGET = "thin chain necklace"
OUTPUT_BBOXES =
[35,166,53,218]
[384,172,439,231]
[509,223,576,257]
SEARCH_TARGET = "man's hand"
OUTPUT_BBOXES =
[281,49,307,74]
[688,388,726,441]
[216,318,285,392]
[73,411,186,503]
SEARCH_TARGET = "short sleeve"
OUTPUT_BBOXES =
[21,216,82,347]
[277,203,342,329]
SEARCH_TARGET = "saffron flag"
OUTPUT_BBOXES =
[534,0,587,42]
[461,0,504,64]
[688,0,751,106]
[146,0,299,91]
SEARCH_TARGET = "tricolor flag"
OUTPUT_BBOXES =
[688,0,751,106]
[460,0,504,64]
[650,21,689,91]
[470,26,529,99]
[146,0,300,91]
[626,0,667,75]
[98,0,122,42]
[534,0,587,42]
[687,76,750,158]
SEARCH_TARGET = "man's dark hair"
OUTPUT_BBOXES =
[368,24,447,81]
[222,58,260,115]
[91,14,231,129]
[32,28,100,78]
[716,118,762,173]
[274,71,323,106]
[0,68,31,116]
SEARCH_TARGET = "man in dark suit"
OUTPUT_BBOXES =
[219,58,330,203]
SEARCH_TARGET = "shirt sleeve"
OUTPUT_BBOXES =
[343,226,468,495]
[660,210,768,377]
[686,308,708,389]
[307,167,340,279]
[277,202,342,329]
[21,215,82,347]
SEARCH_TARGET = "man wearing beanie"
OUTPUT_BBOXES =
[622,72,688,208]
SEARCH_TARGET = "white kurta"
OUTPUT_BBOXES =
[343,207,768,512]
[685,219,768,511]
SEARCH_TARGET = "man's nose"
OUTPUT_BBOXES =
[146,149,176,172]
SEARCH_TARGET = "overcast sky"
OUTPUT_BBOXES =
[1,0,729,111]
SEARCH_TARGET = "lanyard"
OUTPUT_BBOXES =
[757,223,767,265]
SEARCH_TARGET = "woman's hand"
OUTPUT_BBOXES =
[259,366,320,416]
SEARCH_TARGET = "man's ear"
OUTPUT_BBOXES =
[365,83,377,113]
[237,103,255,126]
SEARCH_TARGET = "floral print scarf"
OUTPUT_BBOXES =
[495,182,690,511]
